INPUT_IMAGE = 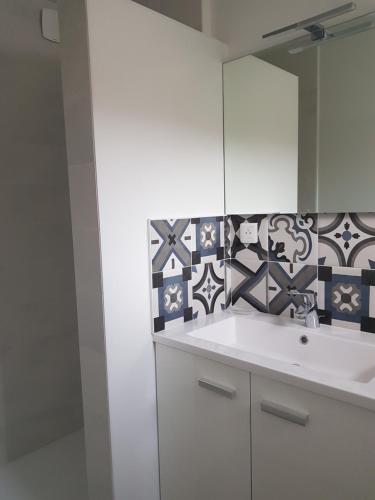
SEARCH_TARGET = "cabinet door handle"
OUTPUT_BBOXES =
[198,378,236,399]
[261,400,309,426]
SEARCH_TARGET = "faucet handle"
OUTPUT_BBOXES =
[287,289,320,329]
[287,290,316,311]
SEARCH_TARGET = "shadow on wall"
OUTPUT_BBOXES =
[131,0,202,31]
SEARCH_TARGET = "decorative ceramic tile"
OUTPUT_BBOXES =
[224,215,232,259]
[318,266,375,333]
[228,214,268,261]
[224,260,232,309]
[191,216,224,265]
[318,213,375,269]
[149,219,191,272]
[268,213,318,265]
[231,259,268,313]
[148,212,375,336]
[268,262,317,318]
[192,261,225,318]
[152,267,192,332]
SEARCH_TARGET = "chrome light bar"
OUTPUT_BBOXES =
[288,17,375,54]
[263,2,356,39]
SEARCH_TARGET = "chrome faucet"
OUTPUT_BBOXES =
[288,290,320,329]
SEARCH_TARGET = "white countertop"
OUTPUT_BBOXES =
[153,311,375,412]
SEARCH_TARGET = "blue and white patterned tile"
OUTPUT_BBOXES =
[268,262,317,319]
[224,259,232,309]
[224,215,233,259]
[229,214,268,261]
[192,261,226,319]
[318,213,375,269]
[151,267,192,332]
[231,258,268,313]
[318,266,375,333]
[268,213,318,265]
[191,216,224,265]
[149,219,191,273]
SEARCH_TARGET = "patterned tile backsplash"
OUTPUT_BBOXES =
[192,261,226,318]
[149,217,227,333]
[150,219,191,272]
[318,266,375,332]
[148,214,375,334]
[268,213,318,265]
[191,216,225,264]
[318,213,375,268]
[152,266,193,332]
[268,262,317,317]
[229,259,268,313]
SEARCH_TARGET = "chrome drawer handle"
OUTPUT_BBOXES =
[198,378,236,399]
[261,400,309,426]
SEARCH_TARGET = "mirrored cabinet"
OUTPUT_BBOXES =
[223,56,298,214]
[224,12,375,214]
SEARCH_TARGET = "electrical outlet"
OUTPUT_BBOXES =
[239,222,258,244]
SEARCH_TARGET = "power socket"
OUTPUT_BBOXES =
[239,222,258,244]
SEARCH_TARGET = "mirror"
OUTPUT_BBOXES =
[224,12,375,214]
[223,55,299,214]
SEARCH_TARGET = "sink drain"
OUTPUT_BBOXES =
[300,335,309,345]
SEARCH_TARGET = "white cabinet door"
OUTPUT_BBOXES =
[252,374,375,500]
[156,344,251,500]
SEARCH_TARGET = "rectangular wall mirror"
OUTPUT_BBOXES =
[224,12,375,214]
[223,56,299,214]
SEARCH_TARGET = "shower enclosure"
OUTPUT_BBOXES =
[0,1,97,498]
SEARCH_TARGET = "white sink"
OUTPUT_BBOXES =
[186,313,375,384]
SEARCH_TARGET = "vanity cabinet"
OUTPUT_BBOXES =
[251,374,375,500]
[156,344,251,500]
[156,344,375,500]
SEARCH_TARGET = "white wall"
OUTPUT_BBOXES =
[59,1,113,499]
[204,0,375,57]
[85,1,226,499]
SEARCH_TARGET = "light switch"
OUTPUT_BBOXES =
[239,222,258,244]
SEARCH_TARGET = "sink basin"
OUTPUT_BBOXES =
[186,313,375,383]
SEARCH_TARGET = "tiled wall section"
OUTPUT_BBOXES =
[148,214,375,335]
[227,213,375,334]
[149,217,229,332]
